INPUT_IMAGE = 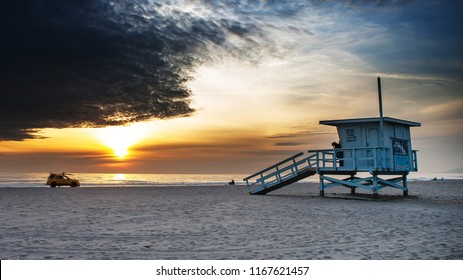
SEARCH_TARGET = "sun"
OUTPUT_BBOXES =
[114,147,129,158]
[97,123,147,159]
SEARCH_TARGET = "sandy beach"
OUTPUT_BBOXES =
[0,180,462,259]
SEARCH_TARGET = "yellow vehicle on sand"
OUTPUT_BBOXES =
[46,172,80,188]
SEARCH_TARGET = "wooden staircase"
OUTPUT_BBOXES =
[243,152,317,195]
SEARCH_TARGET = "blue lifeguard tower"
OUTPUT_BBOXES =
[243,78,421,198]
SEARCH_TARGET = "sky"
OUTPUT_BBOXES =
[0,0,462,174]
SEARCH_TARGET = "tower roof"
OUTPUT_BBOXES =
[319,117,421,127]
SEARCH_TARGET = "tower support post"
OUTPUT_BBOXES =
[319,175,325,196]
[402,174,409,196]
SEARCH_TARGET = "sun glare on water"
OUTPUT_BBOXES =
[97,124,148,159]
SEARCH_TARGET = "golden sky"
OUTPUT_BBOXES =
[1,1,462,174]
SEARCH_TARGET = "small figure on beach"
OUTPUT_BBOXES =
[228,180,235,185]
[332,141,344,167]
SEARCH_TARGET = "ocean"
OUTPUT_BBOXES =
[0,172,462,188]
[0,173,246,188]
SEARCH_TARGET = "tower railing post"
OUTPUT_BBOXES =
[293,157,299,173]
[316,152,320,170]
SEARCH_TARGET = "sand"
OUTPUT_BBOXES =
[0,180,462,259]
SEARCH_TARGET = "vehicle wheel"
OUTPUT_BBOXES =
[70,182,77,188]
[50,182,57,188]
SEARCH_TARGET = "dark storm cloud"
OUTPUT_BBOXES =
[0,0,266,140]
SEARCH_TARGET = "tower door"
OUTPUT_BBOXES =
[366,127,379,147]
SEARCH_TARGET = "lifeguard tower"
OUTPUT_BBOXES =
[243,78,421,199]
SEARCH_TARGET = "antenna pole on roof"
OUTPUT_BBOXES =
[377,76,385,147]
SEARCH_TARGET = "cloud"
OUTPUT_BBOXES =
[420,98,463,122]
[0,0,268,140]
[273,142,305,147]
[267,126,335,140]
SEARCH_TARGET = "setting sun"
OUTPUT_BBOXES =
[97,124,148,159]
[114,147,128,158]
